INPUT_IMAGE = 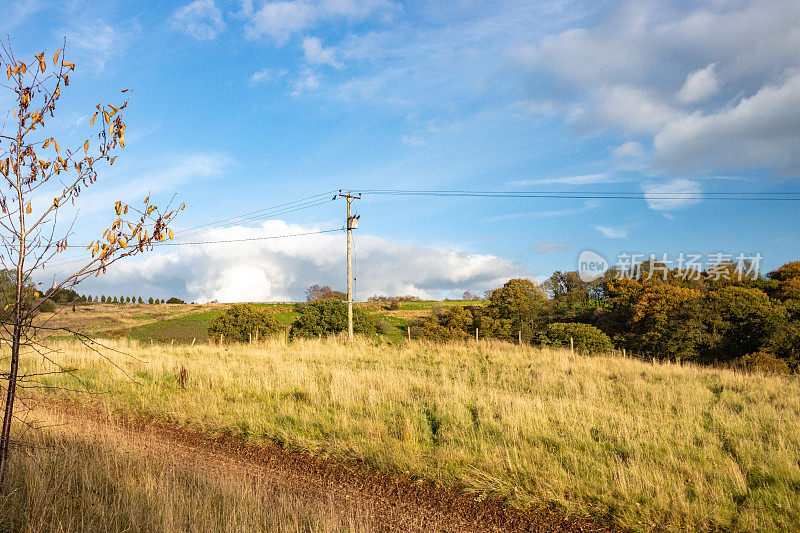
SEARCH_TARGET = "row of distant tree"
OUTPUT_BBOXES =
[416,260,800,373]
[46,288,184,305]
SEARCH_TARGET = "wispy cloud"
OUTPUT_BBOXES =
[511,173,622,186]
[171,0,226,41]
[642,179,702,211]
[250,68,273,83]
[532,241,571,254]
[594,225,627,239]
[486,200,598,222]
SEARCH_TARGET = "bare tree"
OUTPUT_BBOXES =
[0,41,181,488]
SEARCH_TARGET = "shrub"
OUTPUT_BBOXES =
[733,352,791,375]
[289,300,376,338]
[166,297,185,304]
[539,322,614,354]
[37,299,56,313]
[208,304,282,343]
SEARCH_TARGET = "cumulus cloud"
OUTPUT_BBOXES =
[612,141,646,159]
[594,225,627,239]
[678,63,719,104]
[642,179,702,211]
[67,220,524,302]
[172,0,226,40]
[517,0,800,176]
[301,36,342,68]
[655,71,800,175]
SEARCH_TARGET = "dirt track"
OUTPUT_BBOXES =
[30,399,610,533]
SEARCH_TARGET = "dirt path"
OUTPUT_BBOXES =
[29,399,610,533]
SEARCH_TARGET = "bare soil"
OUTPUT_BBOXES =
[29,398,612,533]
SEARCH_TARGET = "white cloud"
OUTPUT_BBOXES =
[291,68,321,96]
[401,134,425,146]
[301,36,342,68]
[68,220,524,302]
[511,173,619,186]
[172,0,226,40]
[250,68,273,83]
[577,84,681,135]
[655,71,800,174]
[532,241,571,254]
[517,0,800,175]
[642,179,702,211]
[62,19,130,71]
[594,225,627,239]
[678,63,719,104]
[245,0,397,44]
[612,141,646,159]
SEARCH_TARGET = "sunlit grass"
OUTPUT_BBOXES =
[16,337,800,532]
[0,407,365,532]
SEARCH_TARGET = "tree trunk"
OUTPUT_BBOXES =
[0,323,21,490]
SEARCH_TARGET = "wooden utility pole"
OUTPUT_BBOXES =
[338,190,361,341]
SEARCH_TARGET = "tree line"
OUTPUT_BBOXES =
[44,288,184,305]
[416,260,800,372]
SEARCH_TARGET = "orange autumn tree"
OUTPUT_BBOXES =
[0,41,182,487]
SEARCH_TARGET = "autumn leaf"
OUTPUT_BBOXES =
[62,61,75,71]
[90,112,97,127]
[168,229,174,240]
[53,198,59,207]
[53,49,61,66]
[83,140,89,154]
[25,203,31,214]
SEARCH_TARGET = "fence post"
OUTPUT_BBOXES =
[570,337,574,355]
[475,327,479,342]
[407,326,411,342]
[518,330,522,345]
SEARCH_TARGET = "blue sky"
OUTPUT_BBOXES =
[5,0,800,301]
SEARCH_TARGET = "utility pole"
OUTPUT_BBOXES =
[337,190,360,341]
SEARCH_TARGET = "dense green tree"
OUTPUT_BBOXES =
[703,286,787,363]
[538,323,613,354]
[208,304,281,343]
[489,278,547,330]
[290,299,375,338]
[626,284,704,359]
[166,297,185,304]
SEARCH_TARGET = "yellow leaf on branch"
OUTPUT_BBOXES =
[25,203,31,214]
[53,49,61,66]
[83,140,89,154]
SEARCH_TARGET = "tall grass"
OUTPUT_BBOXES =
[16,338,800,532]
[0,406,365,532]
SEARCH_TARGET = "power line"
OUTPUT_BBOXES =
[359,188,800,201]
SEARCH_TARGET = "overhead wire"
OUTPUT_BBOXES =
[359,188,800,201]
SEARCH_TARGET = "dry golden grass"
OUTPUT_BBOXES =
[34,302,230,336]
[0,405,367,532]
[13,337,800,532]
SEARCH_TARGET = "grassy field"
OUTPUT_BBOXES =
[0,405,366,532]
[16,337,800,532]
